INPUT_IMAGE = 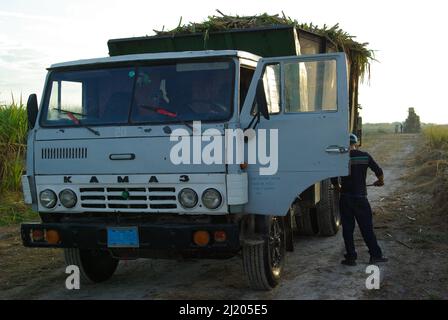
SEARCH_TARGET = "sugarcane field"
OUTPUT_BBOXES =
[0,0,447,310]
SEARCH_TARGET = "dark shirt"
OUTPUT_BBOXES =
[332,149,383,197]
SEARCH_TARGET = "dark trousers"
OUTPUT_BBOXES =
[339,194,383,259]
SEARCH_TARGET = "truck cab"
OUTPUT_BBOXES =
[21,26,352,290]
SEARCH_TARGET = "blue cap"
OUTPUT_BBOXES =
[350,133,358,145]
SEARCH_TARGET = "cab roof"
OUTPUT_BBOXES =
[49,50,260,70]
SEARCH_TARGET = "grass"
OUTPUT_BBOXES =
[0,192,38,226]
[363,123,399,135]
[0,98,28,192]
[423,125,448,150]
[419,125,448,175]
[363,123,440,137]
[0,97,36,226]
[407,125,448,216]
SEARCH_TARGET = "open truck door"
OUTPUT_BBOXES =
[240,53,350,216]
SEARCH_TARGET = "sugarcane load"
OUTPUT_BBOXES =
[21,12,374,290]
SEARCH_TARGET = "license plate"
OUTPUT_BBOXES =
[107,227,139,248]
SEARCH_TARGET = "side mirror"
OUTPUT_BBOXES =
[27,94,38,129]
[256,79,270,120]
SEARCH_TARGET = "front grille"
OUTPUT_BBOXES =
[79,186,178,211]
[41,147,87,159]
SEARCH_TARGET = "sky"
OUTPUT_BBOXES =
[0,0,447,124]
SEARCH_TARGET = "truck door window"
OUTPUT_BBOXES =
[251,64,281,115]
[263,64,281,114]
[285,60,337,113]
[240,67,255,112]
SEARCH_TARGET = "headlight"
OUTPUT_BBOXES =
[202,188,222,210]
[59,189,77,208]
[39,189,57,209]
[178,188,198,209]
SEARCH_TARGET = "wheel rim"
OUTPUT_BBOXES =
[269,217,284,276]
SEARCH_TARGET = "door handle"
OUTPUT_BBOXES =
[325,146,349,154]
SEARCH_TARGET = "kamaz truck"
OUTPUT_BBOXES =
[21,25,363,290]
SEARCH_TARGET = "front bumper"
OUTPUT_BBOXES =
[21,222,240,256]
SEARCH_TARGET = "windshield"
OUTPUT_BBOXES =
[40,60,235,127]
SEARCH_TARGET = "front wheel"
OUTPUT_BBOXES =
[242,216,286,290]
[64,248,119,283]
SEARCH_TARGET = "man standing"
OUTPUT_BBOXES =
[332,134,388,266]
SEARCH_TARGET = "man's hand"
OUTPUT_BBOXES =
[373,175,385,187]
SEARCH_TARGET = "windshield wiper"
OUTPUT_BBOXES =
[139,105,195,132]
[53,108,86,117]
[53,108,100,136]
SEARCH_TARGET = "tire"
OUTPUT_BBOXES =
[316,179,341,236]
[284,210,294,252]
[64,248,119,283]
[293,202,318,236]
[242,216,286,290]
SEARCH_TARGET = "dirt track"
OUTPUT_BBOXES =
[1,133,447,299]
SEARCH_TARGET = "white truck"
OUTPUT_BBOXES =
[21,25,360,290]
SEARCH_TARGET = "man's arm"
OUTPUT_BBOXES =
[368,154,384,186]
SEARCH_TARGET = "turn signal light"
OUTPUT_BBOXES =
[193,231,210,247]
[45,230,60,244]
[214,231,227,242]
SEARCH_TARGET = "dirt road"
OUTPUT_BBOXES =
[1,133,446,299]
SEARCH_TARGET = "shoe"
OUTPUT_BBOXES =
[369,256,388,264]
[341,258,357,266]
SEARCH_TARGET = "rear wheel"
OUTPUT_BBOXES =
[284,210,294,252]
[316,179,341,236]
[242,216,286,290]
[64,248,119,283]
[294,202,318,236]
